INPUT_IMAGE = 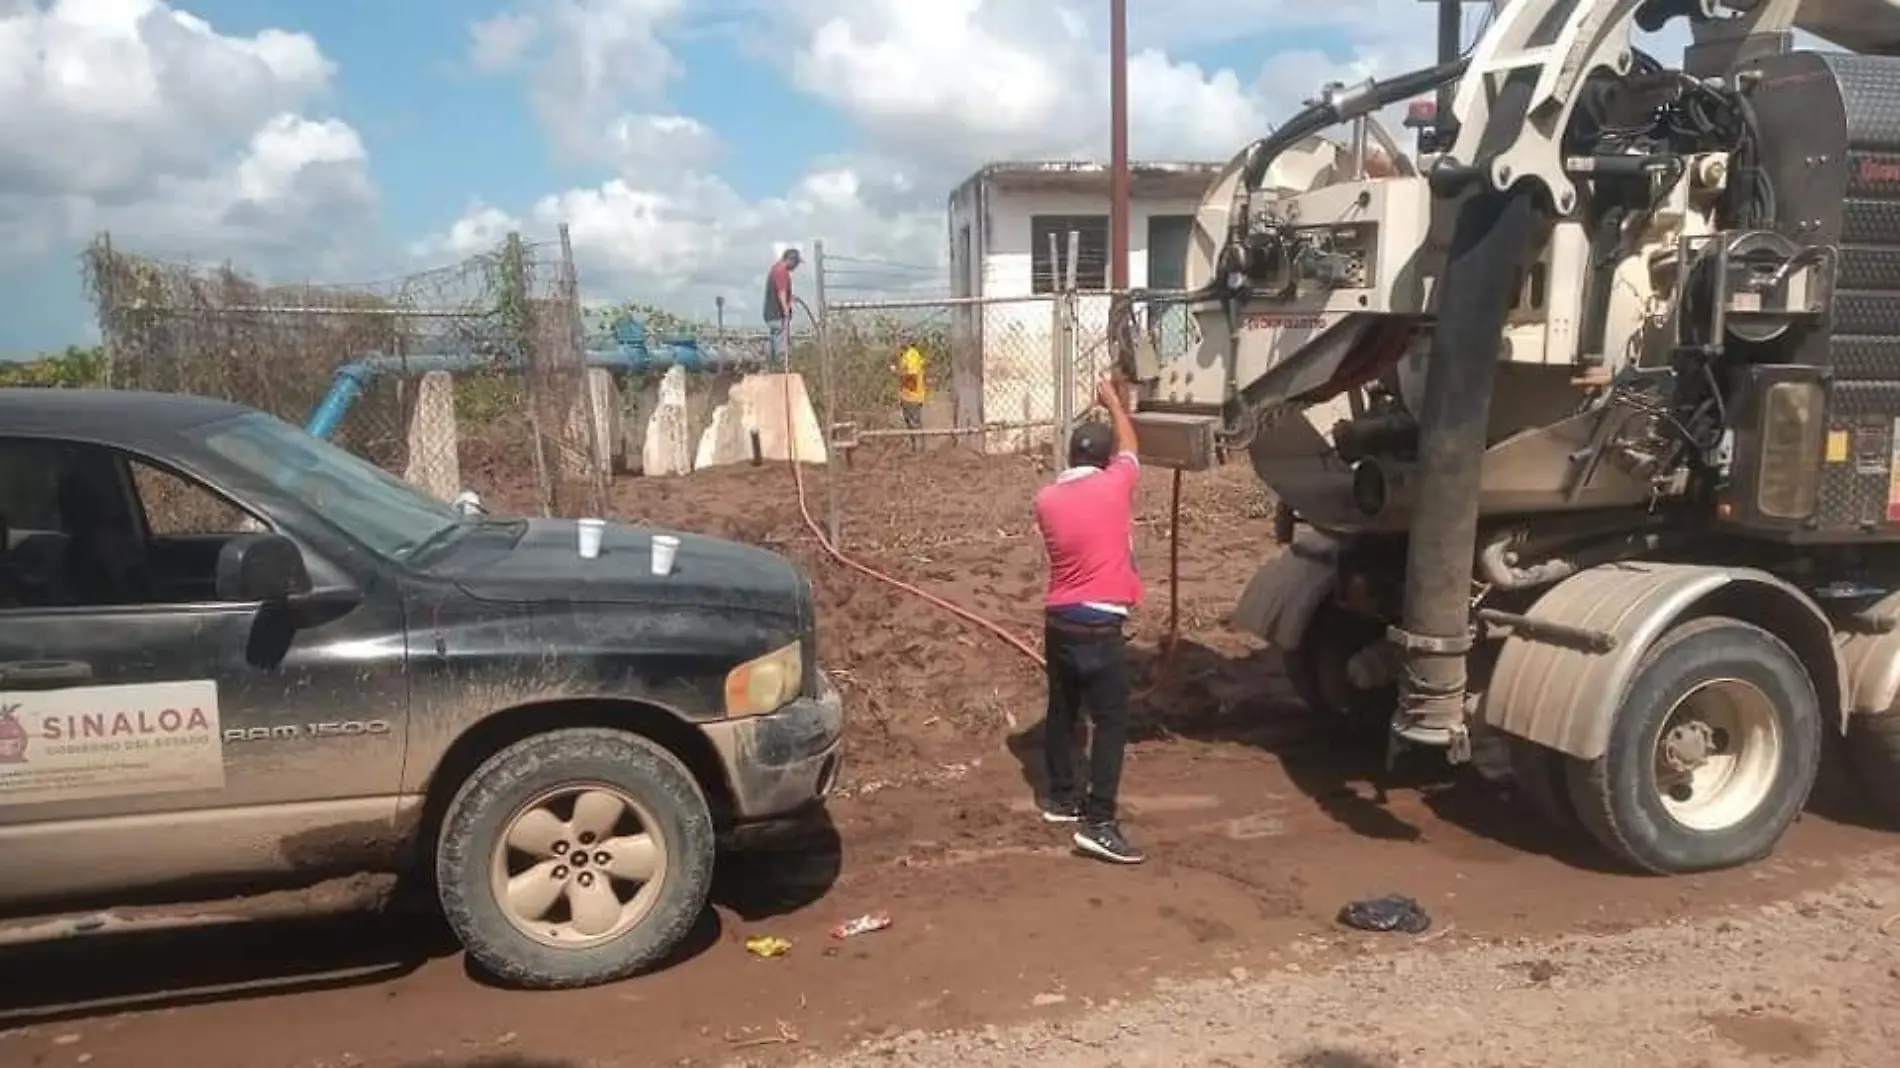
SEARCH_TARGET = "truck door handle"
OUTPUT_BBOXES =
[0,660,94,689]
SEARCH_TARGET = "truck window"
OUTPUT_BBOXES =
[0,440,73,535]
[0,441,266,610]
[131,461,255,536]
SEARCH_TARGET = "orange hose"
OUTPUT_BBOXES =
[778,376,1048,667]
[773,310,1183,691]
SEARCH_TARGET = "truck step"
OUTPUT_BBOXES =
[0,874,396,948]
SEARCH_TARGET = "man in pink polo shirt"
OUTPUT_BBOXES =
[1032,377,1144,864]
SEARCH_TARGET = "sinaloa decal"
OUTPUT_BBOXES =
[0,680,223,805]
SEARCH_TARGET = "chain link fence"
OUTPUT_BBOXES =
[807,241,1133,550]
[84,230,607,518]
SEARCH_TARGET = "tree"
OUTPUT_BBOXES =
[601,301,699,342]
[0,345,106,388]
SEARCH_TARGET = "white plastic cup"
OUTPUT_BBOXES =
[577,518,605,560]
[651,533,680,576]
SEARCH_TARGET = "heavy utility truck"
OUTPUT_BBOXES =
[1117,0,1900,874]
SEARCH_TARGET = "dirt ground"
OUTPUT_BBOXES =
[4,443,1900,1067]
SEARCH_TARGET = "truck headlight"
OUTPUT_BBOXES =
[1755,380,1824,520]
[724,641,804,718]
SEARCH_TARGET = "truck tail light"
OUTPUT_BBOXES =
[1754,380,1825,520]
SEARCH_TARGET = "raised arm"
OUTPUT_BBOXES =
[1096,377,1138,458]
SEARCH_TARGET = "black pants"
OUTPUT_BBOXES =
[1042,618,1130,825]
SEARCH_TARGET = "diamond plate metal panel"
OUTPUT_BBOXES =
[1842,199,1900,245]
[1829,293,1900,335]
[1836,245,1900,290]
[1828,53,1900,149]
[1826,336,1900,379]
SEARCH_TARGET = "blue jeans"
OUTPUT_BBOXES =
[767,319,790,368]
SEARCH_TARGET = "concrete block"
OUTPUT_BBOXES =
[403,370,460,501]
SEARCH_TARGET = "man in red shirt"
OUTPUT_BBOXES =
[763,248,800,369]
[1032,377,1144,864]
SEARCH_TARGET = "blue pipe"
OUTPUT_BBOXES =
[306,352,501,438]
[305,334,772,440]
[306,361,369,438]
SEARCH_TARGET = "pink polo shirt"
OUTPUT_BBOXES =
[1033,452,1143,615]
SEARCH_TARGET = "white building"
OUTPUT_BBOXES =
[944,161,1220,447]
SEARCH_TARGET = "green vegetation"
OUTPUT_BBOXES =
[599,301,698,341]
[0,345,107,389]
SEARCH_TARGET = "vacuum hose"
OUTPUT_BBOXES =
[1238,57,1469,192]
[1392,187,1545,746]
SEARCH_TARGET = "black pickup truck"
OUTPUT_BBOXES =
[0,389,843,989]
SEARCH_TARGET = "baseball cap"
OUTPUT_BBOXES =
[1068,421,1114,468]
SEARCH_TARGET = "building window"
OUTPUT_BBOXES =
[1030,215,1109,293]
[1147,215,1194,290]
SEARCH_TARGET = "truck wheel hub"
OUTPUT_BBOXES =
[488,785,670,949]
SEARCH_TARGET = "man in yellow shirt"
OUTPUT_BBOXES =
[895,340,926,451]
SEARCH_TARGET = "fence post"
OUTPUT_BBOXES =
[501,231,555,516]
[558,223,608,516]
[812,238,841,548]
[98,231,116,389]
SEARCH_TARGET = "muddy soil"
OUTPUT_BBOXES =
[2,444,1897,1067]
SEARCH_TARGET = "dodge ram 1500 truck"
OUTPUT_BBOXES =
[0,388,843,989]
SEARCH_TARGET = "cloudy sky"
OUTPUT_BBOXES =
[0,0,1707,354]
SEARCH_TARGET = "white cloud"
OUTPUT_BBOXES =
[605,112,723,172]
[435,0,1464,318]
[467,11,537,73]
[0,0,375,278]
[467,0,687,163]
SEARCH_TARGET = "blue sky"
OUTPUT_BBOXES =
[0,0,1483,356]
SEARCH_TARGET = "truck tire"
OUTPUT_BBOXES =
[1284,600,1393,738]
[435,727,716,989]
[1563,617,1822,875]
[1846,708,1900,826]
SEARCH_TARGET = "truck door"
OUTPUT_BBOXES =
[0,438,410,907]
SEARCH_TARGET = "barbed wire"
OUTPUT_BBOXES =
[84,230,607,518]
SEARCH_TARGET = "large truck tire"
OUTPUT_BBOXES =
[435,727,716,989]
[1284,599,1394,739]
[1563,617,1823,875]
[1847,707,1900,826]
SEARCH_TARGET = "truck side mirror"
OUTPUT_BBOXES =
[216,533,313,604]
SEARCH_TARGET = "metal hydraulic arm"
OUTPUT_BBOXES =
[1435,0,1900,216]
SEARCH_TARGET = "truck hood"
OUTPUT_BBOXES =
[429,518,805,616]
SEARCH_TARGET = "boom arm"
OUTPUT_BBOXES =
[1445,0,1900,214]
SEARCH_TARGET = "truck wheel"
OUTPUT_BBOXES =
[1284,600,1393,738]
[1846,708,1900,825]
[1564,617,1822,875]
[435,727,715,989]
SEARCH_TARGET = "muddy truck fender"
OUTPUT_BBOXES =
[1480,562,1847,760]
[1231,530,1341,649]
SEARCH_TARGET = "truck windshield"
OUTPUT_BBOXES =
[194,412,464,560]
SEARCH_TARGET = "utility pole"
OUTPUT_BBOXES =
[1109,0,1129,292]
[1436,0,1461,114]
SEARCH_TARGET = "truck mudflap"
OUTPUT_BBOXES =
[1838,590,1900,717]
[702,670,845,822]
[1231,530,1340,649]
[1482,563,1846,761]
